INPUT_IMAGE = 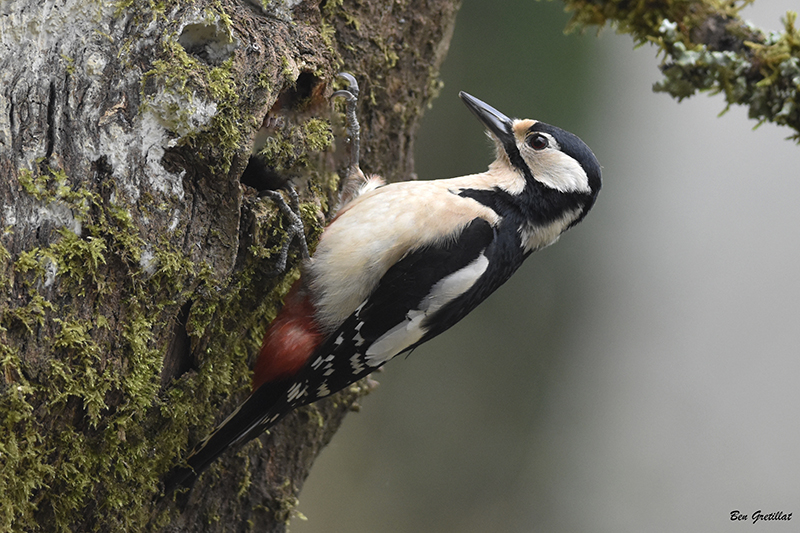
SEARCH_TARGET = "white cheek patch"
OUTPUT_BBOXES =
[523,148,591,194]
[364,252,490,366]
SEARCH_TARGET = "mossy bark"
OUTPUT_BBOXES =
[0,0,460,531]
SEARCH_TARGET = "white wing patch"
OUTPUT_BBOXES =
[350,352,365,373]
[363,311,426,367]
[287,381,308,402]
[364,252,490,366]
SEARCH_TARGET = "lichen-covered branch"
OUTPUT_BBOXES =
[563,0,800,139]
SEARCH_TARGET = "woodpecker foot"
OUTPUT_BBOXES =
[260,186,310,273]
[332,72,361,177]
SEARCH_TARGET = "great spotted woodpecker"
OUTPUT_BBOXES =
[164,75,601,493]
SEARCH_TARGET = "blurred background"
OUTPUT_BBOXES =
[293,1,800,531]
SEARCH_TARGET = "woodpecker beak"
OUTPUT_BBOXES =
[459,92,516,154]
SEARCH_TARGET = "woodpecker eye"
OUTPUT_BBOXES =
[528,134,549,151]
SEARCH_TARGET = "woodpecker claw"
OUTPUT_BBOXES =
[332,72,362,181]
[333,72,359,99]
[260,187,310,273]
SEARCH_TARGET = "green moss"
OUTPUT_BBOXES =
[13,248,45,285]
[49,318,109,425]
[425,66,445,108]
[12,170,110,297]
[141,14,244,173]
[305,402,325,428]
[317,0,351,70]
[17,169,48,200]
[319,19,337,50]
[2,165,226,531]
[102,203,145,263]
[236,446,256,498]
[0,353,52,529]
[270,478,302,525]
[280,56,295,82]
[258,68,274,91]
[0,243,10,294]
[258,117,334,173]
[114,0,174,17]
[320,0,361,31]
[2,67,337,529]
[2,3,342,528]
[49,229,108,295]
[372,35,400,69]
[3,291,55,336]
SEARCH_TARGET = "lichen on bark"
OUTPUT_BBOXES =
[564,0,800,139]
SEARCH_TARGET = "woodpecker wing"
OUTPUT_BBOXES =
[276,214,533,413]
[356,217,496,362]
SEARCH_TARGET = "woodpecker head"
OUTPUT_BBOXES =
[459,92,601,210]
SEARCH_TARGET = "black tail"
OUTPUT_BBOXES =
[163,380,292,496]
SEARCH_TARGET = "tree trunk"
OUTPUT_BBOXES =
[0,0,459,530]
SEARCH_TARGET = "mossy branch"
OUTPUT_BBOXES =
[563,0,800,139]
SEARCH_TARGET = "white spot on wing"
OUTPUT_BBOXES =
[353,332,365,346]
[350,353,365,374]
[364,252,490,366]
[311,354,335,370]
[287,382,308,402]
